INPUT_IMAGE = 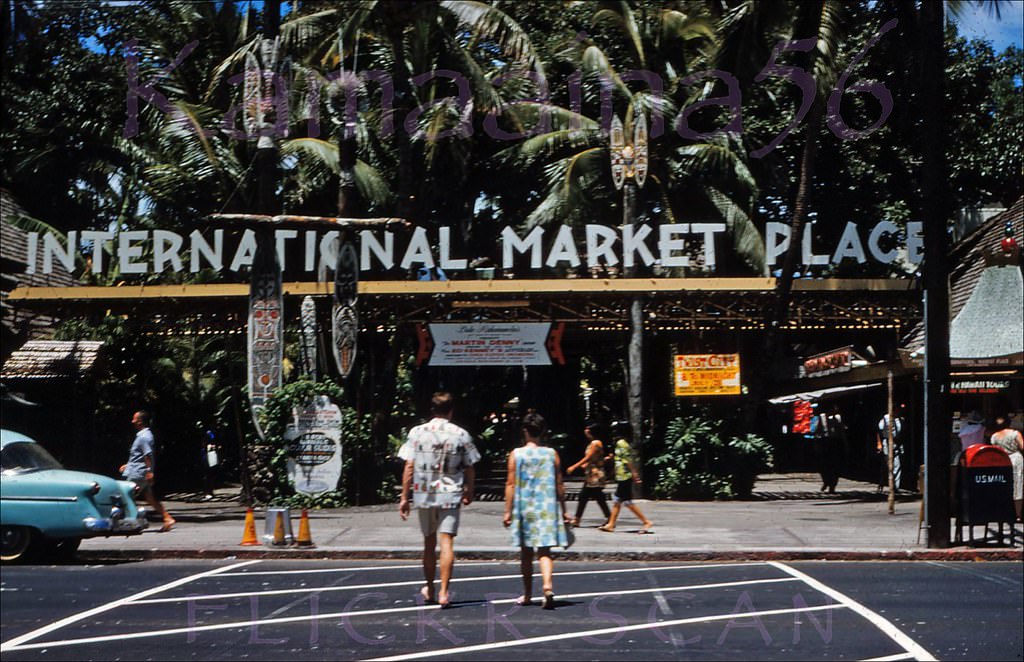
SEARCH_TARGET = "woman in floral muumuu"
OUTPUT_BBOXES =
[503,410,571,609]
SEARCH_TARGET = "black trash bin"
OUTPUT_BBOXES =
[955,444,1017,546]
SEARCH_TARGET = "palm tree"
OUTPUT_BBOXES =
[715,0,848,429]
[491,1,764,272]
[487,1,764,441]
[277,0,545,225]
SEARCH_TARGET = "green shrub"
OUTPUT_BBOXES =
[650,410,773,500]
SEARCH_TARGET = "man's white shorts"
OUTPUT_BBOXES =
[418,506,461,536]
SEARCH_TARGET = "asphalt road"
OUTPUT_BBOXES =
[1,559,1021,661]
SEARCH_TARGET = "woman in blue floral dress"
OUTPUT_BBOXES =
[503,410,570,609]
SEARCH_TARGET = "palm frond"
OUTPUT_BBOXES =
[279,8,344,62]
[282,137,339,173]
[592,2,646,68]
[580,44,633,101]
[443,38,505,113]
[439,0,546,82]
[706,186,766,273]
[490,124,603,172]
[164,102,220,172]
[660,10,716,45]
[523,148,608,228]
[205,38,258,102]
[353,160,394,207]
[505,102,601,133]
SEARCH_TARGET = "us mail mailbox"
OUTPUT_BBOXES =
[955,444,1017,546]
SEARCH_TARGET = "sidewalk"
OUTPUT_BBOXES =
[77,473,1022,562]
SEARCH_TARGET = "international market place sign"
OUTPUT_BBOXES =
[674,354,742,396]
[23,219,924,276]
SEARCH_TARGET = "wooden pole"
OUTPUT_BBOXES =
[887,368,896,514]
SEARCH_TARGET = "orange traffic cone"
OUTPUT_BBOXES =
[296,509,315,547]
[240,508,259,546]
[272,509,287,546]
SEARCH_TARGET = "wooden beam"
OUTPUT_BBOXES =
[7,277,916,303]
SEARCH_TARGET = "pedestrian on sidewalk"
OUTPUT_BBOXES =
[565,421,611,527]
[503,409,571,609]
[398,391,480,609]
[989,415,1023,522]
[876,405,906,492]
[957,410,987,451]
[121,410,175,532]
[599,421,654,534]
[816,404,845,494]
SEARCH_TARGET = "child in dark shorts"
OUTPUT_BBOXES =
[598,422,654,534]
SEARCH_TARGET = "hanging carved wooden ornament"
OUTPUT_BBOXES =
[247,231,283,439]
[243,51,263,136]
[243,37,287,139]
[332,238,359,377]
[333,304,358,378]
[300,295,318,381]
[610,114,626,190]
[634,112,648,189]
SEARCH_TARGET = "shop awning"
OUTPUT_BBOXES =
[948,264,1023,365]
[768,382,882,404]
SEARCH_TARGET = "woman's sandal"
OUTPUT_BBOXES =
[542,590,555,610]
[419,585,436,604]
[597,524,614,533]
[514,595,532,606]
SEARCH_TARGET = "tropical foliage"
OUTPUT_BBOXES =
[650,409,773,499]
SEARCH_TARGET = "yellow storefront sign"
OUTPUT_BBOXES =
[673,354,741,396]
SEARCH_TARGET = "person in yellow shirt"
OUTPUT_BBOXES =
[598,421,654,534]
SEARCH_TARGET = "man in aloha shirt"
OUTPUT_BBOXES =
[398,391,480,608]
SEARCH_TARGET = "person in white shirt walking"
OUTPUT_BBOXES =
[398,392,480,608]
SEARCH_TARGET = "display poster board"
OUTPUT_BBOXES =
[673,353,741,396]
[285,396,343,495]
[428,323,553,366]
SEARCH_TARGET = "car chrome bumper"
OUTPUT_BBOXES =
[82,514,149,534]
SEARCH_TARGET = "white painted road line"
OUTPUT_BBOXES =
[365,604,845,661]
[217,561,506,577]
[0,577,802,652]
[769,562,937,662]
[0,560,261,653]
[861,654,917,661]
[130,562,767,605]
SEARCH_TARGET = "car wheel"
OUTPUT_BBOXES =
[1,525,36,563]
[40,537,83,562]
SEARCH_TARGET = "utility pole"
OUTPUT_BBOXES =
[920,0,951,548]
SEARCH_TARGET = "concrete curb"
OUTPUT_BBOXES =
[77,548,1024,563]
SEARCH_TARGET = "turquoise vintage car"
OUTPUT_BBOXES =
[1,429,148,562]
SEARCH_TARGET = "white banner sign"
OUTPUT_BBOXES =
[285,396,343,495]
[428,323,552,366]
